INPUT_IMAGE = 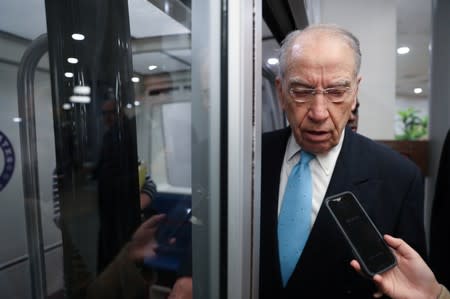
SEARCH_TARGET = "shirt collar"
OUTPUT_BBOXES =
[285,129,346,176]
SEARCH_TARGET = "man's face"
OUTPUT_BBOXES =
[276,33,361,154]
[101,100,117,128]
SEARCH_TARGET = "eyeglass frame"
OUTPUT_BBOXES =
[285,82,356,104]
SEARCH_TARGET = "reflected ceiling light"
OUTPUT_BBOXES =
[64,72,74,78]
[126,103,133,109]
[164,1,170,13]
[67,57,79,64]
[62,103,72,110]
[397,47,410,55]
[414,88,423,94]
[148,65,158,70]
[72,33,85,41]
[131,76,140,83]
[12,117,22,123]
[70,95,91,104]
[267,58,279,65]
[134,100,141,106]
[73,85,91,95]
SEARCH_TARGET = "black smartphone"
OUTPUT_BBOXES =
[156,207,191,254]
[325,191,397,277]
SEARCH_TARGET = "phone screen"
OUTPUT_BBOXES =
[326,192,396,276]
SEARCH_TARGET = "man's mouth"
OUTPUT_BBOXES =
[304,130,330,142]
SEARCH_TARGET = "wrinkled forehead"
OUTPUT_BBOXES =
[287,32,357,74]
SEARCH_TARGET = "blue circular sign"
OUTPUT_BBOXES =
[0,131,15,191]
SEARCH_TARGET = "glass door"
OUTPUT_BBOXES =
[0,0,235,298]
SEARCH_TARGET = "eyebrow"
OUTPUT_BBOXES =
[287,78,352,88]
[287,78,314,88]
[327,80,352,87]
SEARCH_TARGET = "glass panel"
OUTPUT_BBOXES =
[0,39,35,299]
[1,0,226,298]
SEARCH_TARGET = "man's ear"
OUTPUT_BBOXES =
[351,98,357,111]
[355,75,362,93]
[351,75,362,110]
[275,77,286,110]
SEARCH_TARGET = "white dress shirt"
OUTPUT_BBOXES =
[278,130,345,227]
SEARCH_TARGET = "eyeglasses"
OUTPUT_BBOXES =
[288,86,353,104]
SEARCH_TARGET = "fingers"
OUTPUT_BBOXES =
[383,234,417,258]
[373,290,383,298]
[142,213,166,229]
[133,214,166,238]
[350,260,361,272]
[372,274,383,284]
[372,275,385,298]
[372,275,387,298]
[383,234,402,249]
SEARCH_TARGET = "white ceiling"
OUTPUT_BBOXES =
[0,0,191,75]
[0,0,431,99]
[0,0,46,40]
[395,0,431,99]
[128,0,190,38]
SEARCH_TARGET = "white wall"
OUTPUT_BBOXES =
[319,0,397,139]
[0,35,62,298]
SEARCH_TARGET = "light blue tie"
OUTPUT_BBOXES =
[278,150,314,287]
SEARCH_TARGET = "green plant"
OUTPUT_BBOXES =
[395,108,428,140]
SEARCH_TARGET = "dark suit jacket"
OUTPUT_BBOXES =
[260,127,426,299]
[430,129,450,288]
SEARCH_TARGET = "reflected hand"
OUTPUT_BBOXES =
[128,214,166,264]
[139,193,152,210]
[350,235,441,299]
[168,277,193,299]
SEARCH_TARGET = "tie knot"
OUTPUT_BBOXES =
[299,151,314,165]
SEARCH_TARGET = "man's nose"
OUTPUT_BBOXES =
[307,95,329,121]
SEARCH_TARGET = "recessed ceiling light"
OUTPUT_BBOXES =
[62,103,72,110]
[64,72,74,78]
[134,100,141,106]
[72,33,85,41]
[67,57,79,64]
[126,103,133,109]
[131,77,140,83]
[267,58,279,65]
[414,88,423,94]
[148,65,158,71]
[69,95,91,103]
[73,85,91,95]
[397,47,410,55]
[12,117,22,123]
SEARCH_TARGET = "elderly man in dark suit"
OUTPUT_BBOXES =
[260,24,426,298]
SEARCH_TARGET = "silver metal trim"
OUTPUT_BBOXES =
[17,33,48,299]
[227,0,261,298]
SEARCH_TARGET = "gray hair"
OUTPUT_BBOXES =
[278,24,362,78]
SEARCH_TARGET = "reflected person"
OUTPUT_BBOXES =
[87,214,166,299]
[96,91,141,273]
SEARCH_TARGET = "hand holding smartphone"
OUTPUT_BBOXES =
[325,191,397,277]
[155,208,191,255]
